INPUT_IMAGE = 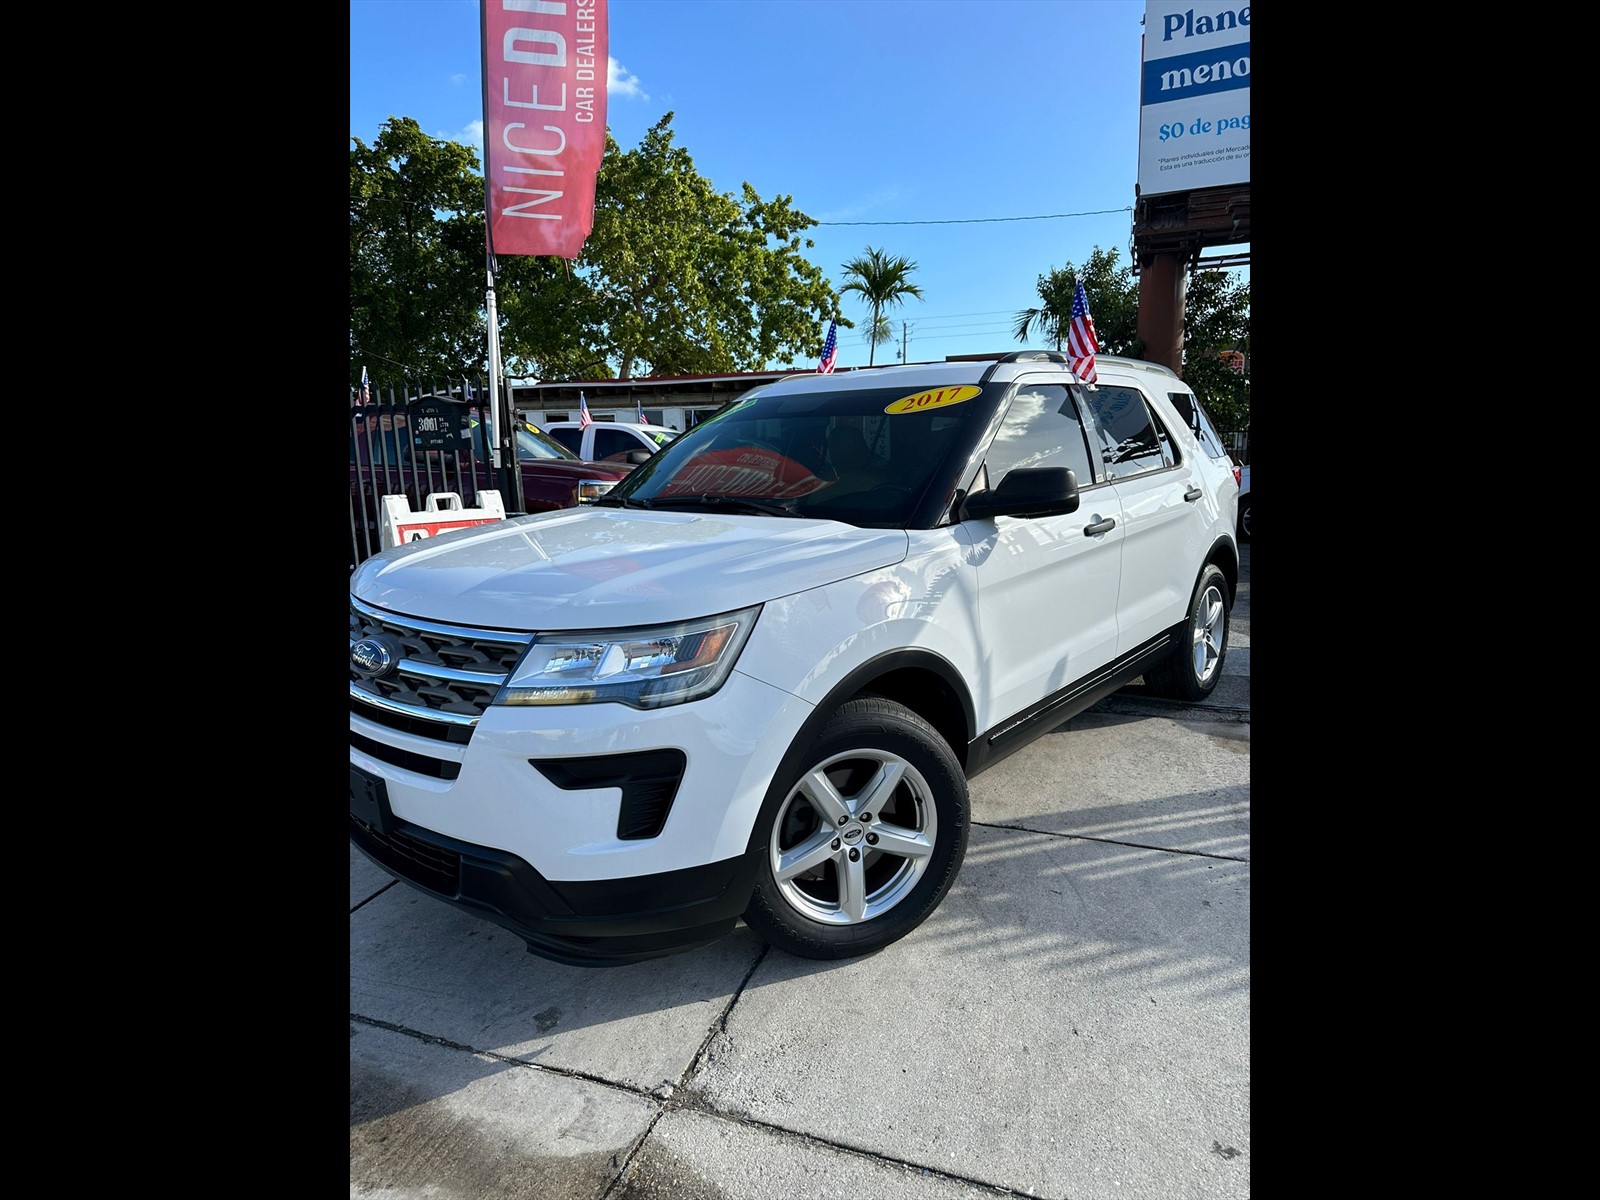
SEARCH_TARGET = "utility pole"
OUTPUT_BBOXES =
[899,322,912,363]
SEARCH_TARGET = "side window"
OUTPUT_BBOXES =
[548,427,582,454]
[984,384,1096,491]
[1084,385,1173,479]
[593,427,633,459]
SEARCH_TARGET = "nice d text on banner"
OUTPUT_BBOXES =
[481,0,609,260]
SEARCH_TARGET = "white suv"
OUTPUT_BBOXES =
[350,353,1240,965]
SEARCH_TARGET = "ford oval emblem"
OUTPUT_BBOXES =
[351,636,401,679]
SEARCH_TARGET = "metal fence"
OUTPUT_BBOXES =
[349,375,503,571]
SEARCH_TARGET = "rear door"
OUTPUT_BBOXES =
[1083,380,1207,652]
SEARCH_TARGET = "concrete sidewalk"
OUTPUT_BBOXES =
[351,548,1249,1199]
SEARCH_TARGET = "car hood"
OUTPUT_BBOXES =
[521,458,633,476]
[350,507,910,629]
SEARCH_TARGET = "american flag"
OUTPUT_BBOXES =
[636,398,645,424]
[358,364,370,406]
[817,319,838,374]
[579,392,593,428]
[1067,281,1099,384]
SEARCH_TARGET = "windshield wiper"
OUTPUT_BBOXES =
[595,496,654,509]
[646,494,798,517]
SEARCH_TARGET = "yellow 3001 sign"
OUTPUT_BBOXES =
[883,384,982,415]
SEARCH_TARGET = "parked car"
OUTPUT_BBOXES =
[350,353,1240,965]
[538,420,679,464]
[350,403,634,569]
[1235,464,1250,542]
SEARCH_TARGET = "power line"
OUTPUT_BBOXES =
[817,206,1131,227]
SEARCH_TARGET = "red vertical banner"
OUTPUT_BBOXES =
[481,0,608,259]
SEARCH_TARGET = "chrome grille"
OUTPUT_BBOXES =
[350,596,533,725]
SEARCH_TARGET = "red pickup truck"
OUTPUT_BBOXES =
[350,401,635,569]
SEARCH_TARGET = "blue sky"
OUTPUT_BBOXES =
[350,0,1246,372]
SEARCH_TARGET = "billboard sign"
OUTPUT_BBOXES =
[1137,2,1250,199]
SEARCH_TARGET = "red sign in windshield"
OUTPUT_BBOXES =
[659,448,829,499]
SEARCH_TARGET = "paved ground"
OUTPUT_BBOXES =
[350,546,1250,1199]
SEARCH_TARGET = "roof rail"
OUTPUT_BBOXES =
[1096,355,1179,378]
[945,350,1073,365]
[995,350,1070,365]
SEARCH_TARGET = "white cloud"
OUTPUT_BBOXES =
[436,120,484,150]
[608,56,647,100]
[817,187,903,223]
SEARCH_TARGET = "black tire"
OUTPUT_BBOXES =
[1143,563,1230,702]
[1237,496,1251,543]
[743,697,969,960]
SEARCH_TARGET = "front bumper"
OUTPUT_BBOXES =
[351,800,758,964]
[349,668,815,964]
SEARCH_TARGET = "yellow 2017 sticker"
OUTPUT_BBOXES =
[883,384,982,415]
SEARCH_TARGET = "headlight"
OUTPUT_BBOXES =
[577,479,616,503]
[496,606,762,709]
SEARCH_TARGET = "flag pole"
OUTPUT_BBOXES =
[479,5,523,515]
[485,256,524,513]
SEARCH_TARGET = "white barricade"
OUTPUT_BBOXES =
[380,491,507,550]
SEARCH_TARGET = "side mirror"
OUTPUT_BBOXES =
[961,467,1080,521]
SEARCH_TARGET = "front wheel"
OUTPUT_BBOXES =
[1142,563,1230,701]
[743,698,969,960]
[1237,496,1251,543]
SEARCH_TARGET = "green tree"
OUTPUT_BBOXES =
[554,114,839,379]
[350,118,489,382]
[1177,267,1250,433]
[839,247,924,367]
[351,113,844,387]
[1013,267,1077,350]
[1065,248,1143,355]
[1014,249,1143,357]
[1014,246,1248,432]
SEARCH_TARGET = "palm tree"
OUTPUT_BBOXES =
[839,247,924,366]
[1013,267,1077,351]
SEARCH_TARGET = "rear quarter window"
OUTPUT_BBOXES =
[1167,389,1229,460]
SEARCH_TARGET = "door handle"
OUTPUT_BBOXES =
[1084,516,1116,536]
[1184,485,1202,502]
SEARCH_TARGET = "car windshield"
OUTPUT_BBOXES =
[601,382,989,528]
[513,422,579,460]
[468,417,579,461]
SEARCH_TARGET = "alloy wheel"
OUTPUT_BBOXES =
[768,749,937,925]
